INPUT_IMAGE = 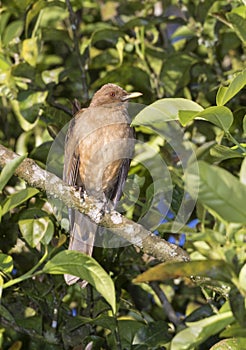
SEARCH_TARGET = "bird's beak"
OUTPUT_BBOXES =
[121,92,143,101]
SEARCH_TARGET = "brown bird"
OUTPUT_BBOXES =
[63,83,142,287]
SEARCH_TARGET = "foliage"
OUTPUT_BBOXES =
[0,0,246,349]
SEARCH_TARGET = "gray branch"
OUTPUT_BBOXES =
[0,144,190,263]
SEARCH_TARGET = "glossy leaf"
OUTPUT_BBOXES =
[132,98,203,126]
[221,324,246,338]
[210,144,244,162]
[117,320,144,347]
[133,260,234,284]
[133,321,171,346]
[170,311,234,350]
[41,67,64,84]
[25,0,47,35]
[180,106,233,131]
[66,315,116,333]
[201,106,233,131]
[0,154,26,192]
[226,11,246,43]
[229,287,246,326]
[1,188,39,217]
[2,20,24,46]
[187,161,246,223]
[19,217,54,247]
[216,69,246,106]
[210,338,246,350]
[178,110,200,126]
[0,304,15,322]
[239,263,246,293]
[243,114,246,135]
[0,54,11,70]
[0,253,13,274]
[94,65,151,97]
[10,100,40,131]
[240,157,246,185]
[160,54,196,95]
[91,28,124,46]
[42,250,116,313]
[21,37,38,67]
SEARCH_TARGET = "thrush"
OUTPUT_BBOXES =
[63,83,142,287]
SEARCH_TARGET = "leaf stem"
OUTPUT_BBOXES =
[225,132,246,153]
[3,246,48,289]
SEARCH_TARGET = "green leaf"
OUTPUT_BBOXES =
[10,99,39,131]
[229,287,246,326]
[0,253,13,274]
[2,20,24,46]
[216,69,246,106]
[210,144,244,162]
[210,338,246,350]
[243,114,246,135]
[221,324,246,338]
[66,315,116,333]
[0,12,11,36]
[41,67,64,84]
[0,304,15,322]
[188,161,246,223]
[94,65,151,97]
[196,106,233,131]
[170,312,234,350]
[133,260,234,284]
[1,188,39,217]
[160,54,196,95]
[239,263,246,293]
[132,98,203,126]
[25,0,66,35]
[0,275,3,300]
[41,28,72,46]
[240,157,246,185]
[117,320,144,347]
[16,315,42,335]
[133,321,171,346]
[21,37,39,67]
[0,54,11,70]
[179,106,234,132]
[178,110,201,126]
[25,0,47,35]
[226,11,246,43]
[42,250,116,313]
[0,155,26,192]
[91,28,124,46]
[19,217,54,248]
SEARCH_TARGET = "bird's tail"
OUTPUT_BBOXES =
[64,211,97,288]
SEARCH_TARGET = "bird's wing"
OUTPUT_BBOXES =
[63,109,96,288]
[110,158,131,208]
[63,117,80,186]
[110,127,135,208]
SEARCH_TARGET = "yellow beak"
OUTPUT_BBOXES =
[122,92,143,101]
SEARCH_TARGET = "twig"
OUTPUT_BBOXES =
[0,144,190,264]
[48,98,73,116]
[65,0,89,102]
[150,281,184,327]
[0,315,60,345]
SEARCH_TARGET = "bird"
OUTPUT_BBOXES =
[63,83,142,287]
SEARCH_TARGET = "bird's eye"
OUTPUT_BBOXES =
[110,91,116,97]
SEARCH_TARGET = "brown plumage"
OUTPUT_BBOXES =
[63,83,142,287]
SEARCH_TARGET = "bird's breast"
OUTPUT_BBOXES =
[76,108,134,197]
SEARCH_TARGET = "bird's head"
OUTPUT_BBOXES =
[89,83,142,107]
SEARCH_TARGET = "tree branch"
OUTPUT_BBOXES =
[0,144,189,263]
[150,282,184,327]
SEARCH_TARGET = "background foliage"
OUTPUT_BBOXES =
[0,0,246,349]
